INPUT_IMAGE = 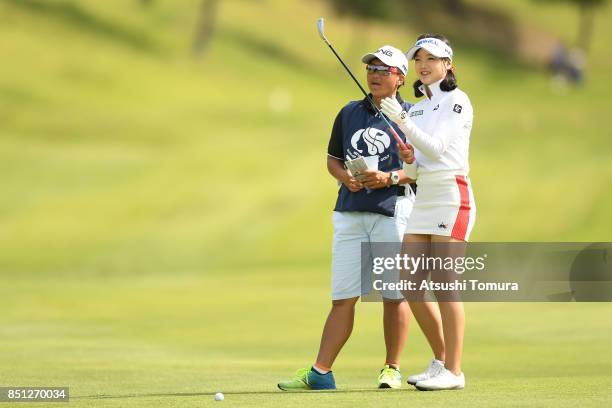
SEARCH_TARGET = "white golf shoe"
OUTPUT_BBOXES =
[406,359,445,385]
[415,367,465,391]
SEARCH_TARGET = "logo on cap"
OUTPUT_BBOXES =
[408,38,454,61]
[378,48,393,57]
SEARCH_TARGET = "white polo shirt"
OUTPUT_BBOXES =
[398,79,473,176]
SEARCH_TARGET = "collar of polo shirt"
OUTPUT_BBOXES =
[362,91,406,115]
[419,78,446,101]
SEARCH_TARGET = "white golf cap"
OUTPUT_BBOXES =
[361,45,408,75]
[405,37,453,61]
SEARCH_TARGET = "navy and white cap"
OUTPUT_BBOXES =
[405,37,453,61]
[361,45,408,75]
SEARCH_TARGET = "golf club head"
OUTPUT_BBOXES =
[317,18,329,43]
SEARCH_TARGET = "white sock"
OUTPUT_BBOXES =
[312,365,329,375]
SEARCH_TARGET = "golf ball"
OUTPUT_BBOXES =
[214,392,224,401]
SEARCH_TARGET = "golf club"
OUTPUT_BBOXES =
[317,17,409,152]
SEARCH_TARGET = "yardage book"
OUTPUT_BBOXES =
[345,156,369,177]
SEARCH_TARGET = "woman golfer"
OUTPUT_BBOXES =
[381,34,475,391]
[278,45,416,391]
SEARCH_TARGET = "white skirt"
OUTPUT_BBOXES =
[405,171,476,241]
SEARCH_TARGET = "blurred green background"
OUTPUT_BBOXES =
[1,0,611,406]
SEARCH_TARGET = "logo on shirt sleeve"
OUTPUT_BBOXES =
[453,104,463,114]
[409,110,424,117]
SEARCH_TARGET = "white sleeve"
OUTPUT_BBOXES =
[397,96,472,160]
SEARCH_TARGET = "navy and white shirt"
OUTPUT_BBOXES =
[327,93,412,217]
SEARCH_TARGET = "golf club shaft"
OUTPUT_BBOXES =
[317,18,407,151]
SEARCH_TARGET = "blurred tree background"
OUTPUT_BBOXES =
[0,0,610,275]
[534,0,608,51]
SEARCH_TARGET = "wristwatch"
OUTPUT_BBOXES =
[390,171,400,185]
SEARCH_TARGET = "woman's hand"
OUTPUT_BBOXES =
[341,173,364,192]
[358,170,391,189]
[380,97,405,124]
[399,144,415,164]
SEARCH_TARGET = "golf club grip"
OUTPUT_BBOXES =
[388,126,408,150]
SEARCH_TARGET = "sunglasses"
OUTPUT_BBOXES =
[365,65,401,76]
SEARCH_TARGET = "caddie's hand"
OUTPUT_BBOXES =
[380,97,405,124]
[360,169,391,189]
[342,173,363,192]
[399,143,415,164]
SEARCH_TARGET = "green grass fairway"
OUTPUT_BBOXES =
[2,271,612,407]
[1,0,612,406]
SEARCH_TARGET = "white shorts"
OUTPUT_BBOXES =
[406,172,476,241]
[331,193,414,300]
